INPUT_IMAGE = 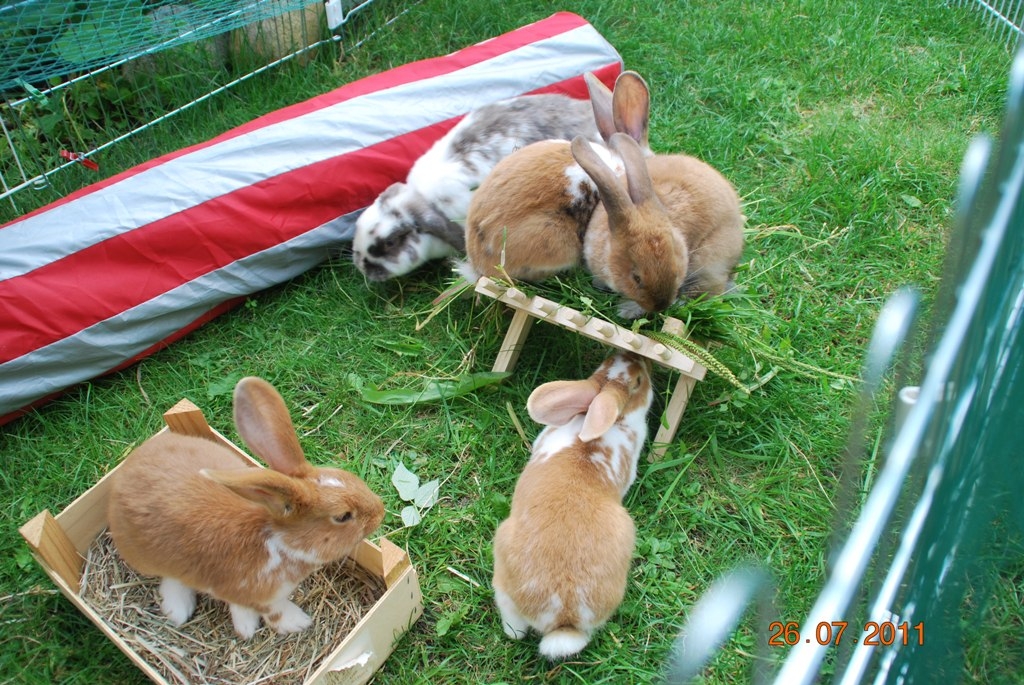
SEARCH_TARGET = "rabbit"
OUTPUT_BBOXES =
[492,351,654,660]
[459,70,652,284]
[576,131,745,319]
[107,376,385,639]
[351,90,608,282]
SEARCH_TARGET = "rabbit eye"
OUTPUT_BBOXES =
[377,229,411,254]
[631,271,644,289]
[333,512,354,524]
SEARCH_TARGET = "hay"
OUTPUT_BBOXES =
[80,530,386,684]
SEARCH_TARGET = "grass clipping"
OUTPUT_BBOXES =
[80,530,386,684]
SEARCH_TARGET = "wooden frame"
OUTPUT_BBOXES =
[475,276,707,460]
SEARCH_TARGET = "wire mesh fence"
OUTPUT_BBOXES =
[2,0,339,92]
[951,0,1024,48]
[0,0,411,220]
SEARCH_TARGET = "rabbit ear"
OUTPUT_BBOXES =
[201,468,303,518]
[233,377,313,478]
[609,132,658,207]
[584,71,617,143]
[578,386,628,442]
[527,379,600,426]
[612,71,650,151]
[571,136,635,225]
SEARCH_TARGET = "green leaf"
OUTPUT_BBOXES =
[374,338,425,356]
[400,505,421,527]
[435,604,469,637]
[15,547,35,571]
[414,479,440,508]
[434,612,454,637]
[391,462,420,501]
[207,373,243,399]
[901,194,923,208]
[360,372,510,405]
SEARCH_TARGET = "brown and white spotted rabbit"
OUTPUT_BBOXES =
[492,352,654,659]
[460,70,651,284]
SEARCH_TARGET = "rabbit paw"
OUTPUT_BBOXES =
[494,589,530,640]
[267,599,313,635]
[158,577,196,626]
[229,604,262,639]
[616,299,647,320]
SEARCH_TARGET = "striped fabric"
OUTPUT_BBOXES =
[0,12,622,424]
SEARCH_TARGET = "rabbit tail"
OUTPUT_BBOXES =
[539,627,591,660]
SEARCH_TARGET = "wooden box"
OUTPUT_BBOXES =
[19,398,423,685]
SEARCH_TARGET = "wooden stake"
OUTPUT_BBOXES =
[650,371,699,461]
[162,399,212,437]
[491,309,535,373]
[20,510,83,593]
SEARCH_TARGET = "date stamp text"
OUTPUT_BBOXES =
[768,621,924,647]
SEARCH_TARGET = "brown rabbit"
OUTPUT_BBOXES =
[107,377,384,639]
[576,132,745,318]
[352,91,606,281]
[459,71,652,283]
[492,352,653,659]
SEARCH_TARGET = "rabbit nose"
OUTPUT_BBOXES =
[652,295,673,312]
[359,258,390,281]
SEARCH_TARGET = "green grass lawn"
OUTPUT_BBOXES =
[0,1,1016,683]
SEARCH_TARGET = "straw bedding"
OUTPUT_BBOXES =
[80,530,386,684]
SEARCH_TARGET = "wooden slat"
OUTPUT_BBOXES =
[475,276,707,379]
[379,537,410,589]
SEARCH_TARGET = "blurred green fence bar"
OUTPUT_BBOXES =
[776,47,1024,685]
